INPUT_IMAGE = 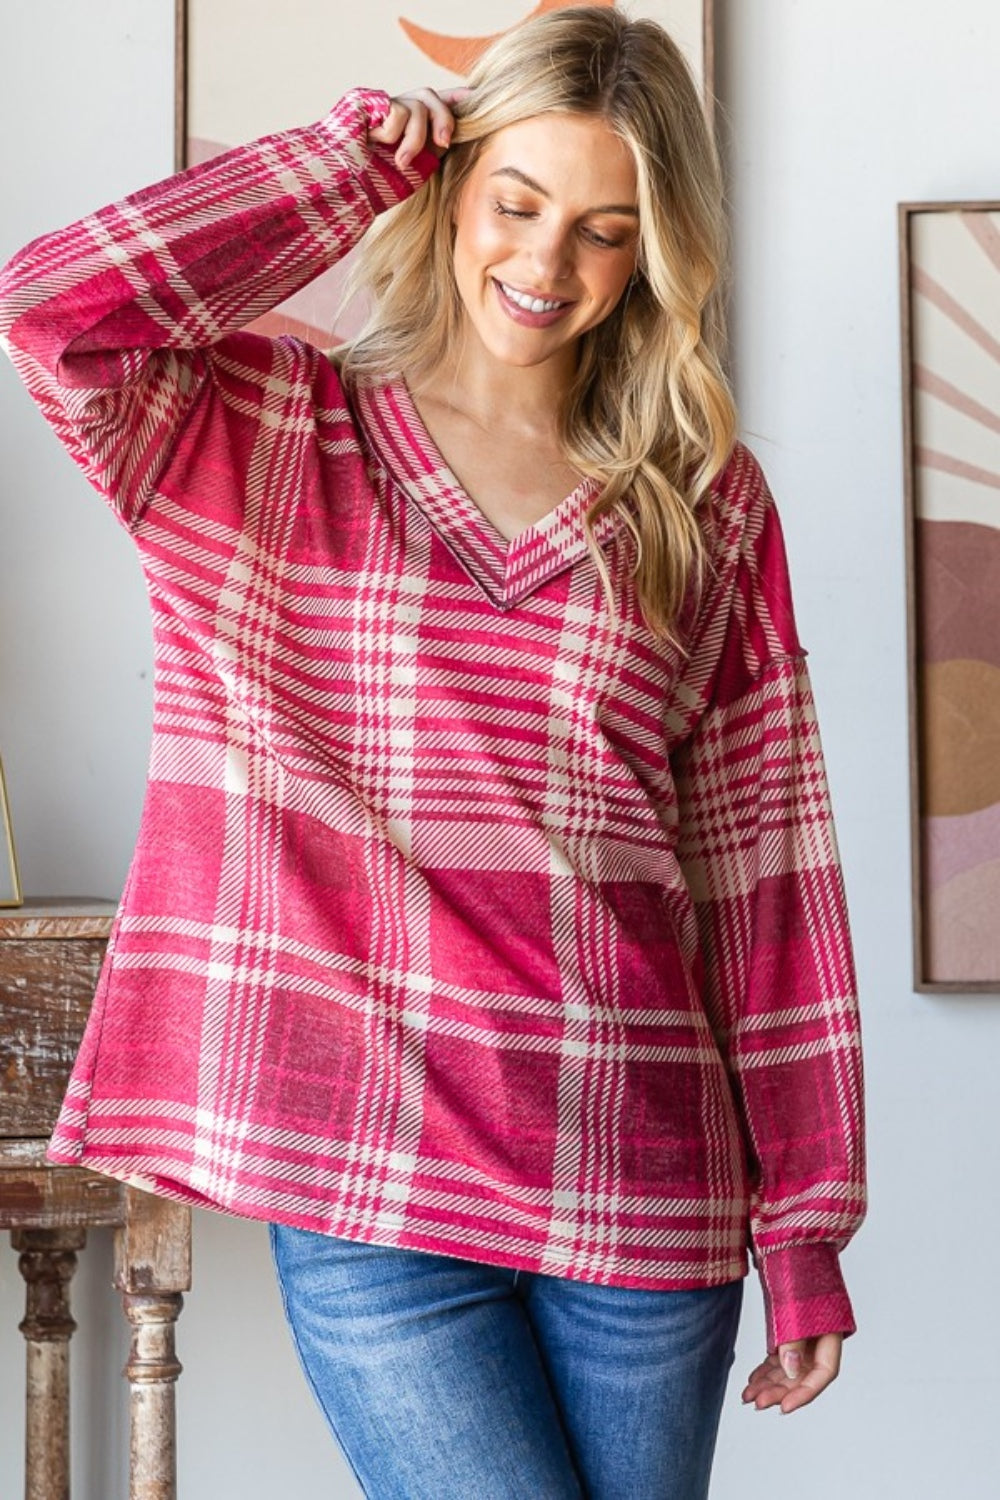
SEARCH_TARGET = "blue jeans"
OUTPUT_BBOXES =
[269,1223,743,1499]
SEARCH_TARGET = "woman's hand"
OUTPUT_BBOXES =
[741,1332,843,1414]
[368,87,471,170]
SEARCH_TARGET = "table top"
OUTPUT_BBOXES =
[0,898,118,940]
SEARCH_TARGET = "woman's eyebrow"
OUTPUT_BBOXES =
[489,166,639,217]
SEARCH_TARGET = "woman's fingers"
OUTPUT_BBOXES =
[776,1333,842,1413]
[778,1337,808,1384]
[438,86,473,109]
[740,1353,785,1409]
[368,87,465,167]
[367,98,411,147]
[367,97,428,164]
[741,1333,843,1414]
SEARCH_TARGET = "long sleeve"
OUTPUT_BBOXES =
[0,89,437,528]
[671,455,867,1354]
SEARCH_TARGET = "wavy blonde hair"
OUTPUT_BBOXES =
[339,5,738,644]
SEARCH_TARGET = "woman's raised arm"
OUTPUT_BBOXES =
[0,89,439,529]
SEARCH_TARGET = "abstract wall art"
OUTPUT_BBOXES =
[0,756,23,909]
[900,200,1000,990]
[175,0,714,348]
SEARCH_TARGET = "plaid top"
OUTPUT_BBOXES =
[0,89,865,1352]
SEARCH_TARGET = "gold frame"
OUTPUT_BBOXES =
[0,757,23,909]
[174,0,187,174]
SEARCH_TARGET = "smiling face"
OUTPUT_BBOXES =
[448,111,640,379]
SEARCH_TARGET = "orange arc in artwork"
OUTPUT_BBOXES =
[399,0,615,77]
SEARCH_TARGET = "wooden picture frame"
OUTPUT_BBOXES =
[173,0,715,348]
[899,200,1000,991]
[0,757,24,909]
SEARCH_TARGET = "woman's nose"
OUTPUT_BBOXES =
[529,228,573,285]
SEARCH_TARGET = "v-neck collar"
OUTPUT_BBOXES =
[353,377,626,610]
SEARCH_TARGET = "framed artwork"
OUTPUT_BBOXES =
[174,0,714,348]
[900,200,1000,991]
[0,757,23,909]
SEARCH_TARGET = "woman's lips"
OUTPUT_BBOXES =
[492,278,575,328]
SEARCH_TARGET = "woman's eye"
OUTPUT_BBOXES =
[583,228,624,250]
[490,201,627,248]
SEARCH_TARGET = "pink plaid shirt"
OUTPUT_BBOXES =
[0,89,865,1351]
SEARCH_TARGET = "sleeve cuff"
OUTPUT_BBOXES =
[757,1242,858,1353]
[318,88,440,213]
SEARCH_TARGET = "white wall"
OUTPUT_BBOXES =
[713,6,1000,1492]
[1,3,999,1496]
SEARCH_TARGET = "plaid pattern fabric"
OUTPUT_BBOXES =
[0,90,865,1352]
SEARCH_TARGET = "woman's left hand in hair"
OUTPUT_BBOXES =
[741,1332,843,1414]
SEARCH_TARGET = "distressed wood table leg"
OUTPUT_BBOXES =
[113,1190,192,1500]
[119,1292,184,1500]
[13,1226,88,1500]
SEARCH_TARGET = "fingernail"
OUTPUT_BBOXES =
[781,1352,801,1380]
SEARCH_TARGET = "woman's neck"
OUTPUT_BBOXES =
[412,342,577,443]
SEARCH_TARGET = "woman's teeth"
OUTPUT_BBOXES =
[499,281,567,313]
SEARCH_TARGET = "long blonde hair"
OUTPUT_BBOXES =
[339,5,738,644]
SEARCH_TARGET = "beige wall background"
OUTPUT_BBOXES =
[3,2,1000,1496]
[187,0,706,146]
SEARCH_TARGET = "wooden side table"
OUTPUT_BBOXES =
[0,899,192,1500]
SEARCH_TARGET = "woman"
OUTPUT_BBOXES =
[0,7,866,1497]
